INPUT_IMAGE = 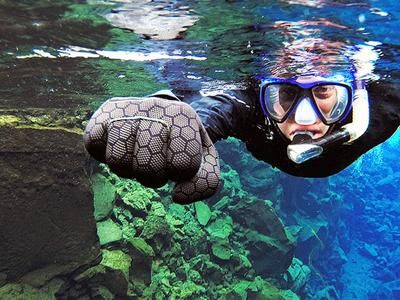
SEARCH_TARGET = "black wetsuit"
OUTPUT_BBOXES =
[158,81,399,178]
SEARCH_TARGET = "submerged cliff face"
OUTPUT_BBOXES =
[0,127,100,284]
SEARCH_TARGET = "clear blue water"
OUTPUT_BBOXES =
[1,0,400,299]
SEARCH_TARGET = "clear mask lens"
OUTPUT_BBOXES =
[312,85,349,123]
[263,83,350,124]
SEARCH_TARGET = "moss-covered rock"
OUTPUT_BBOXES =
[92,173,116,221]
[141,214,173,252]
[101,249,132,279]
[73,264,128,297]
[126,238,155,286]
[96,219,123,246]
[195,201,212,226]
[212,240,232,261]
[206,216,234,240]
[283,258,311,293]
[0,283,55,300]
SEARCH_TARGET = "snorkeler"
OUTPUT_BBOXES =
[84,55,400,204]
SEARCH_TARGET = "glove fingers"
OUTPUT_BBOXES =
[132,119,169,188]
[172,119,221,204]
[106,119,139,178]
[166,102,203,181]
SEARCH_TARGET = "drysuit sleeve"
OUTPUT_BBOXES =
[190,90,258,143]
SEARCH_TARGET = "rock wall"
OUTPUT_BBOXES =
[0,127,100,285]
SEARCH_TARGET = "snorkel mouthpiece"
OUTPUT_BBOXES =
[287,80,369,164]
[287,133,323,164]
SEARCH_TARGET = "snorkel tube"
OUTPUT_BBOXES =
[287,80,369,164]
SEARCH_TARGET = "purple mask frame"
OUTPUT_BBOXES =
[259,77,355,125]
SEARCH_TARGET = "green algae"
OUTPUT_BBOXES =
[101,249,132,279]
[211,240,232,260]
[97,219,123,246]
[195,201,212,226]
[0,283,55,300]
[206,216,234,239]
[91,174,116,221]
[127,238,155,258]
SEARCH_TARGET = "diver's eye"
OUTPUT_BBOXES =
[313,85,335,100]
[279,86,297,109]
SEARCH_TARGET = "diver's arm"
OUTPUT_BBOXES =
[368,81,400,125]
[190,90,257,143]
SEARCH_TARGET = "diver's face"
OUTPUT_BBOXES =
[276,76,333,141]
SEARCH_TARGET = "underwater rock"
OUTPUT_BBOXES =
[72,263,129,298]
[223,277,300,300]
[245,229,294,276]
[0,128,99,282]
[283,258,311,293]
[90,286,114,300]
[0,283,55,300]
[101,249,132,280]
[206,216,234,239]
[228,198,295,276]
[141,214,173,252]
[120,190,150,218]
[195,201,212,226]
[372,279,400,300]
[0,273,6,287]
[150,201,167,217]
[327,245,348,268]
[105,0,198,40]
[126,238,155,286]
[96,219,123,246]
[212,195,231,211]
[228,197,287,241]
[211,240,232,261]
[180,221,208,258]
[92,173,116,221]
[313,285,340,300]
[216,138,282,201]
[359,243,378,259]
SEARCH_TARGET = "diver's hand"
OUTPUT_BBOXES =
[83,97,220,204]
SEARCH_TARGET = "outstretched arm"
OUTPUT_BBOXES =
[189,89,259,143]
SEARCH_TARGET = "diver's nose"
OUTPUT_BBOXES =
[294,97,318,125]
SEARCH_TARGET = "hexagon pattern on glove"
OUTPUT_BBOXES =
[84,97,220,203]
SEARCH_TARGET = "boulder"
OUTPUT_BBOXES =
[228,198,295,276]
[211,240,232,261]
[92,174,116,221]
[195,201,212,226]
[283,258,311,293]
[245,229,294,275]
[0,128,99,282]
[96,219,123,246]
[206,216,234,240]
[126,238,155,286]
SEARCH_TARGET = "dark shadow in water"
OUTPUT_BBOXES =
[0,0,112,50]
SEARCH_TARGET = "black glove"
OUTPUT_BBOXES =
[83,97,220,204]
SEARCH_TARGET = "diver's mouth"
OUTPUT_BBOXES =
[291,130,320,140]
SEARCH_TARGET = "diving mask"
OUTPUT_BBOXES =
[260,76,353,126]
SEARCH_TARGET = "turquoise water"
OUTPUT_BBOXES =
[1,0,399,299]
